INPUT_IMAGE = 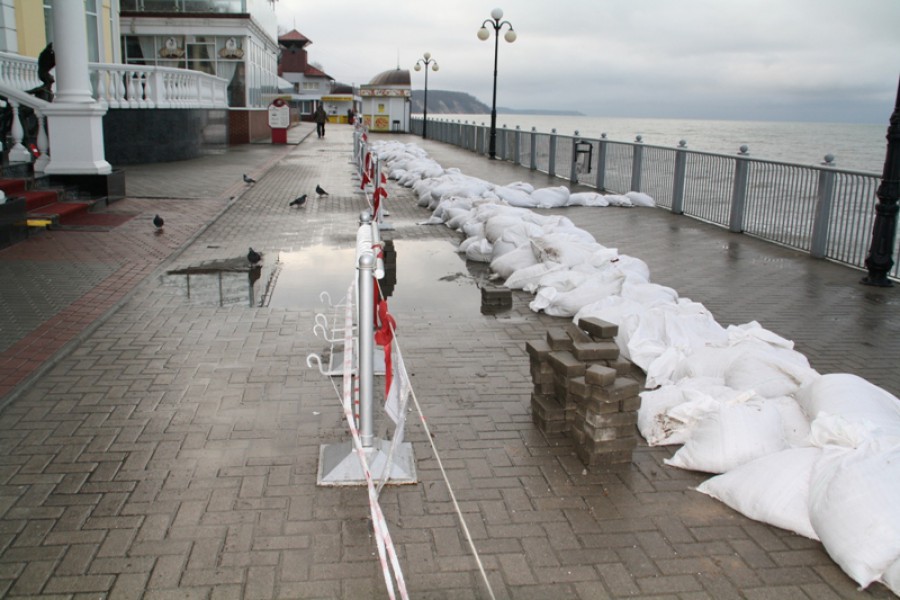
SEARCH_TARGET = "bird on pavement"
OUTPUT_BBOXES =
[247,247,262,265]
[289,194,307,207]
[315,184,328,196]
[243,174,256,184]
[153,214,164,230]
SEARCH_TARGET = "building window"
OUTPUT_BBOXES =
[85,0,100,62]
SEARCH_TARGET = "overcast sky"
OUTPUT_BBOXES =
[274,0,899,124]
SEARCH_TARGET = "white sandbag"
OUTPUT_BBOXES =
[727,321,795,349]
[531,186,570,208]
[612,255,651,284]
[493,185,535,207]
[464,238,493,262]
[637,376,731,446]
[625,191,656,207]
[484,216,526,243]
[665,400,787,474]
[883,558,900,597]
[504,181,534,193]
[697,447,821,540]
[627,300,728,374]
[462,222,484,239]
[619,281,678,307]
[809,413,880,449]
[491,238,518,260]
[533,265,600,294]
[504,261,564,291]
[795,373,900,442]
[675,339,812,384]
[530,236,600,267]
[500,222,546,249]
[491,245,539,279]
[529,277,623,317]
[809,441,900,589]
[769,396,812,448]
[604,194,634,207]
[568,192,610,207]
[724,351,819,398]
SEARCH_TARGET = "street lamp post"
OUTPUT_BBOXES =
[414,52,439,140]
[478,8,516,160]
[862,75,900,286]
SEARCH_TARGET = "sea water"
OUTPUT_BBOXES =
[435,114,887,174]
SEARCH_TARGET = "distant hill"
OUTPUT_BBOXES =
[410,89,583,117]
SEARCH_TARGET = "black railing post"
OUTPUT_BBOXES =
[862,76,900,287]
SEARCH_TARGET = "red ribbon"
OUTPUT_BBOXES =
[373,281,396,399]
[361,152,372,189]
[373,185,387,216]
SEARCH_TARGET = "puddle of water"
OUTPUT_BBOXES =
[162,256,276,307]
[162,239,511,317]
[268,239,490,317]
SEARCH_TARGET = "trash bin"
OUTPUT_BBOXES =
[392,120,400,132]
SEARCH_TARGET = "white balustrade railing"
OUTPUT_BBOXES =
[0,51,42,94]
[0,51,229,110]
[90,64,228,109]
[0,52,229,169]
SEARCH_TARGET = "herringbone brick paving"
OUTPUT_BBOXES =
[0,123,895,598]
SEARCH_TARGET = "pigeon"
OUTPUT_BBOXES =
[315,184,328,196]
[153,214,164,229]
[243,174,256,184]
[247,247,262,265]
[289,194,307,207]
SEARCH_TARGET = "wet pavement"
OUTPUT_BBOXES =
[0,122,897,599]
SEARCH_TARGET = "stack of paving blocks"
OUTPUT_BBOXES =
[526,317,641,467]
[480,283,512,313]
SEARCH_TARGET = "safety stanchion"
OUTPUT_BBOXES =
[316,215,416,487]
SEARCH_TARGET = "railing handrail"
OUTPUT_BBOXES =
[0,84,51,112]
[410,115,890,278]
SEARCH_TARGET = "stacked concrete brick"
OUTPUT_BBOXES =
[526,317,641,467]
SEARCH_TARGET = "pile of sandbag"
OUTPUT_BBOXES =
[372,139,900,594]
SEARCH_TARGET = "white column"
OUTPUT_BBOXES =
[51,0,94,104]
[43,0,112,175]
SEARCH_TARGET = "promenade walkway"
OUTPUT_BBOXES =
[0,122,895,599]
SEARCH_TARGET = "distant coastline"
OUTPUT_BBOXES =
[410,89,583,117]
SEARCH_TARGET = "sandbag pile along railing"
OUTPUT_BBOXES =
[411,117,889,278]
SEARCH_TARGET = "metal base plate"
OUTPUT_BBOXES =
[317,438,417,487]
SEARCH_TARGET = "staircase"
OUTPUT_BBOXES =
[0,177,93,227]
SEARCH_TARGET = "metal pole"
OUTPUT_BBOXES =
[489,29,499,160]
[423,65,428,140]
[358,252,375,448]
[862,76,900,287]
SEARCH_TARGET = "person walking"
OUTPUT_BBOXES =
[314,103,327,138]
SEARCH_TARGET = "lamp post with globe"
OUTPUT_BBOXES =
[477,8,516,160]
[414,52,439,140]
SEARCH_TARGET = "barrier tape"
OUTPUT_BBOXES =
[337,279,409,600]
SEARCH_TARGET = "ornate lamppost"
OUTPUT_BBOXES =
[414,52,438,140]
[862,75,900,287]
[477,8,516,160]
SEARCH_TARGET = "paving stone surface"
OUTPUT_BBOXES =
[0,123,896,599]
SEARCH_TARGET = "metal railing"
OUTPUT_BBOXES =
[411,117,890,278]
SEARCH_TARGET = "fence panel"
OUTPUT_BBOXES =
[680,153,735,227]
[743,161,819,250]
[603,142,634,195]
[639,146,676,210]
